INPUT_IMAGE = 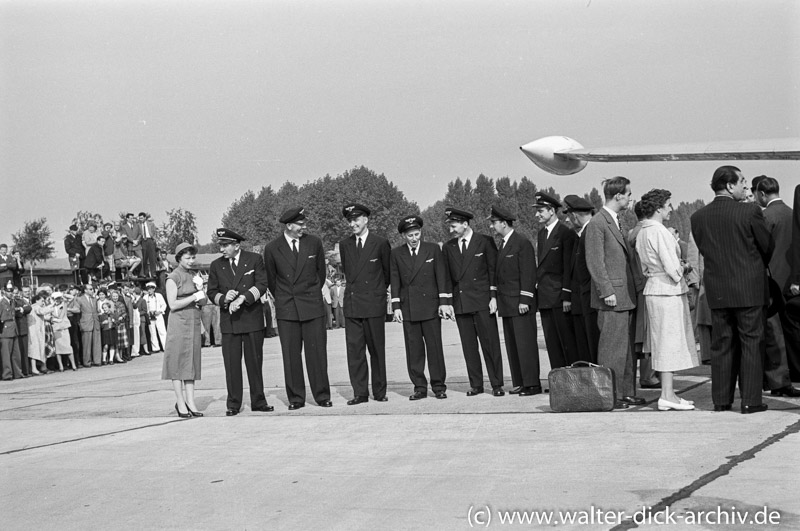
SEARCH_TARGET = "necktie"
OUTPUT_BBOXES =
[499,239,505,251]
[230,258,237,274]
[142,222,149,238]
[292,239,298,255]
[411,247,417,261]
[461,238,467,254]
[357,237,363,255]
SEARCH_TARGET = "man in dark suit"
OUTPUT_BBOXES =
[534,192,579,368]
[138,212,159,278]
[264,208,332,410]
[752,175,800,397]
[585,176,643,409]
[390,215,451,400]
[691,166,773,414]
[563,195,599,363]
[84,235,109,281]
[208,228,273,416]
[489,206,541,396]
[338,203,392,404]
[120,213,142,260]
[75,284,102,367]
[790,184,800,381]
[441,207,504,396]
[64,225,86,285]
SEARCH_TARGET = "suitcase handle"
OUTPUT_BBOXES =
[569,361,601,368]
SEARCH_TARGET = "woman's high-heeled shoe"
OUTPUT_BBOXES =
[186,406,204,417]
[174,404,192,419]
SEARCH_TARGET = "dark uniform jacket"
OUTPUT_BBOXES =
[536,221,577,309]
[0,296,18,337]
[568,227,592,315]
[691,197,773,309]
[339,233,391,319]
[762,199,793,293]
[208,250,269,334]
[390,242,451,321]
[0,254,18,284]
[264,234,327,322]
[495,230,536,317]
[442,233,497,314]
[64,234,85,260]
[14,296,31,336]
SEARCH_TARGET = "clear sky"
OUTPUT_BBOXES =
[2,0,798,257]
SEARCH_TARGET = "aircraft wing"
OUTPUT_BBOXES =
[559,138,800,162]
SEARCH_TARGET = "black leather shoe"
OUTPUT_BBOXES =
[288,403,305,410]
[319,400,333,407]
[621,396,646,406]
[466,387,484,396]
[252,405,274,412]
[518,386,541,396]
[640,381,661,389]
[613,401,630,409]
[492,388,505,397]
[374,396,388,402]
[741,404,768,414]
[509,386,522,395]
[434,391,447,399]
[175,404,192,418]
[409,392,427,401]
[771,386,800,397]
[225,408,239,416]
[347,396,368,405]
[714,404,732,411]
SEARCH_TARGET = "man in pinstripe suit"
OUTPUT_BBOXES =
[691,166,774,414]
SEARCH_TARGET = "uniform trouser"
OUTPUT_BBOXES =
[597,310,635,399]
[402,317,446,394]
[571,313,593,363]
[762,312,791,390]
[781,310,800,381]
[540,307,579,368]
[501,313,541,389]
[455,310,504,389]
[221,329,267,411]
[278,317,331,405]
[1,337,23,379]
[324,303,333,329]
[345,315,387,398]
[200,306,221,346]
[149,315,167,352]
[81,328,102,366]
[18,333,30,375]
[710,306,763,407]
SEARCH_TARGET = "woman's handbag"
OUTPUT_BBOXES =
[548,361,616,412]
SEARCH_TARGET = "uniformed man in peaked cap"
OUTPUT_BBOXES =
[263,207,332,410]
[441,207,505,396]
[390,215,451,400]
[488,205,542,396]
[533,192,579,368]
[207,227,273,416]
[338,203,392,404]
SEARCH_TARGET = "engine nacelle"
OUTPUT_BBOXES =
[520,136,588,175]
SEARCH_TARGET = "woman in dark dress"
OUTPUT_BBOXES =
[162,243,206,418]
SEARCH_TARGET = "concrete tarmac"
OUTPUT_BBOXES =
[2,319,799,530]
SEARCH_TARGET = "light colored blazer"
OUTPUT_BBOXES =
[584,208,637,312]
[635,220,688,296]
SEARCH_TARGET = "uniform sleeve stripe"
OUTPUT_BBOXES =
[562,288,572,292]
[439,293,452,298]
[490,286,497,291]
[249,287,261,299]
[520,290,534,297]
[391,297,400,303]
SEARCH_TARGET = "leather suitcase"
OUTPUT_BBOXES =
[548,361,616,412]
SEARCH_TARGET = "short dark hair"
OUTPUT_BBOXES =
[633,201,645,221]
[138,212,147,217]
[175,245,197,262]
[710,166,742,192]
[638,189,672,219]
[603,176,631,200]
[753,175,779,195]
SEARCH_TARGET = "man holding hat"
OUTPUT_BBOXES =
[144,281,168,352]
[338,203,391,404]
[563,194,599,363]
[441,207,505,396]
[533,192,579,368]
[390,215,451,400]
[264,208,332,410]
[489,206,542,395]
[208,227,272,415]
